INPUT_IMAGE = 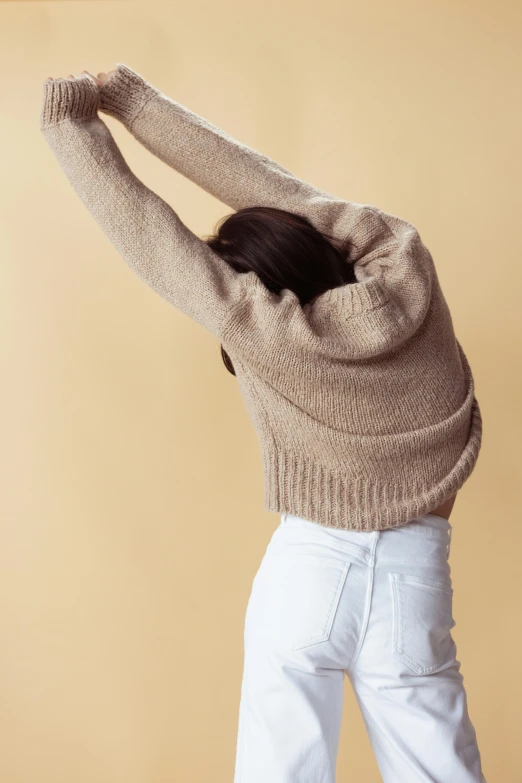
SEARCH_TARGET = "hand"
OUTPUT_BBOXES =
[44,69,115,87]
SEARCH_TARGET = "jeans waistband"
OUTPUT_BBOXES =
[278,512,452,566]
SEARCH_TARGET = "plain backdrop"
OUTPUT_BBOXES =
[1,1,521,781]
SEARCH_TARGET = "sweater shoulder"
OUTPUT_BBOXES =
[221,210,437,367]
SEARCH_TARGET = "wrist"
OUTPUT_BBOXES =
[98,63,160,128]
[40,74,99,130]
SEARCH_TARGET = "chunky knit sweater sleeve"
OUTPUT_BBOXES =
[39,73,245,339]
[97,63,371,242]
[41,66,426,354]
[94,64,441,359]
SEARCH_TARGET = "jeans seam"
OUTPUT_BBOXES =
[346,562,374,675]
[346,533,380,674]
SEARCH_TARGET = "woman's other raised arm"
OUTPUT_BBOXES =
[40,73,248,340]
[98,63,373,248]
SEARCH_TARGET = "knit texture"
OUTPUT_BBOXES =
[40,64,482,531]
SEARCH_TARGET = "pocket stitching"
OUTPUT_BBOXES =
[248,553,351,652]
[291,560,351,650]
[393,572,453,595]
[390,572,454,675]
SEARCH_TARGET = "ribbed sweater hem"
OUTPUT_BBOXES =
[262,403,482,531]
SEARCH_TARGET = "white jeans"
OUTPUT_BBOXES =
[234,512,486,783]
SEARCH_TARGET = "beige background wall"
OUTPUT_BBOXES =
[1,1,521,781]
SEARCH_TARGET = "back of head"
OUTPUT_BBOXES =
[204,206,357,375]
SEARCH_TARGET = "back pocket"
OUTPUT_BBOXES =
[245,551,350,652]
[390,572,456,675]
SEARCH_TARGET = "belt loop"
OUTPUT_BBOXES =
[447,524,453,558]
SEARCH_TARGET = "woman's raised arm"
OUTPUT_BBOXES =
[40,74,248,340]
[98,63,372,247]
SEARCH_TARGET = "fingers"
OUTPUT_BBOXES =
[44,70,102,86]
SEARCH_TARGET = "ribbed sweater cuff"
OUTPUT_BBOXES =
[98,63,160,128]
[40,75,99,130]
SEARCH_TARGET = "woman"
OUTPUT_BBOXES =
[40,64,486,782]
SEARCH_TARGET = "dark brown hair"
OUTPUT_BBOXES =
[204,206,356,375]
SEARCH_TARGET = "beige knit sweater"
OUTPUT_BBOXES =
[40,64,482,531]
